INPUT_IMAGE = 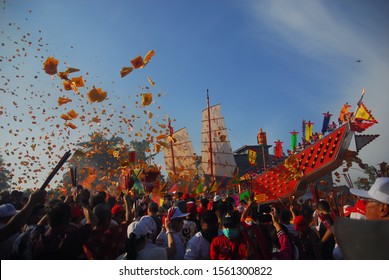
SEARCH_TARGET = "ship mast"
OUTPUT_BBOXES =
[168,118,176,176]
[207,90,214,178]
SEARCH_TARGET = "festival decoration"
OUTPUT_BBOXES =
[274,140,283,159]
[141,93,152,106]
[257,128,267,145]
[339,103,351,123]
[120,67,134,78]
[143,50,155,64]
[58,97,72,106]
[43,56,59,75]
[248,149,257,166]
[131,55,145,69]
[87,87,107,103]
[322,111,332,134]
[290,130,299,151]
[355,134,379,152]
[305,121,314,141]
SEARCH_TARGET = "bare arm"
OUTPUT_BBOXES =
[241,201,256,222]
[0,189,46,243]
[164,219,176,259]
[123,191,134,223]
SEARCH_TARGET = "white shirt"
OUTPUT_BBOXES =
[184,230,223,260]
[179,220,197,246]
[184,231,211,260]
[156,229,186,260]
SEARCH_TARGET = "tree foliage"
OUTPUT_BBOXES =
[0,155,11,191]
[353,165,377,190]
[130,139,150,163]
[61,133,151,194]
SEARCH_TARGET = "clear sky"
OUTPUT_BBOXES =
[1,0,388,190]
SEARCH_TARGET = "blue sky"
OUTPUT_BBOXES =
[1,0,388,189]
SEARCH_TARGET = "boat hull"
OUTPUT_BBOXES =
[251,123,354,202]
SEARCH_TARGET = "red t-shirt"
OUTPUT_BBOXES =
[209,234,248,260]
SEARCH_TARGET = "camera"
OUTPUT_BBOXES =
[258,204,273,223]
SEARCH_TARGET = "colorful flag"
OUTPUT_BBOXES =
[158,181,168,194]
[248,149,257,166]
[208,179,218,193]
[274,140,283,159]
[351,118,377,133]
[290,130,299,151]
[168,182,179,194]
[239,190,250,202]
[305,121,314,141]
[322,112,332,134]
[355,102,377,123]
[227,168,240,187]
[193,181,204,195]
[339,103,351,123]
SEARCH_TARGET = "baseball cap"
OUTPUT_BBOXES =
[0,203,16,218]
[140,215,157,235]
[166,206,189,221]
[213,195,221,202]
[222,211,240,227]
[127,221,148,239]
[350,177,389,204]
[186,201,197,215]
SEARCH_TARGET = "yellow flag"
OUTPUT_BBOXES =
[355,103,377,122]
[208,180,218,193]
[305,122,313,141]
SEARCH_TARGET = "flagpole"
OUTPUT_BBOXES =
[261,144,266,171]
[351,88,365,122]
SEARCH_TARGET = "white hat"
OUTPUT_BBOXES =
[127,221,148,239]
[166,206,189,221]
[350,177,389,204]
[213,195,221,202]
[0,203,16,218]
[140,215,157,235]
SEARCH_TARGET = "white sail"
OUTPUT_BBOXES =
[201,104,237,177]
[163,127,197,180]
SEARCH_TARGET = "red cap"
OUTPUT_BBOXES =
[186,201,197,215]
[111,204,125,215]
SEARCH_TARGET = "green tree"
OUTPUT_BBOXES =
[62,133,130,193]
[0,156,11,191]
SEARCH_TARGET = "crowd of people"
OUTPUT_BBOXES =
[0,177,388,260]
